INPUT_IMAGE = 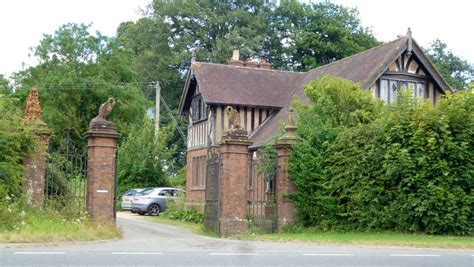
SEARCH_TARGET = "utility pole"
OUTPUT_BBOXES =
[155,81,161,136]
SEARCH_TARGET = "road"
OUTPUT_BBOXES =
[1,212,473,266]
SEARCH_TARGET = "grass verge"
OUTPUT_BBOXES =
[236,230,474,249]
[0,209,121,243]
[123,212,473,249]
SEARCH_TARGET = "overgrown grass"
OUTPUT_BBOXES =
[0,201,121,243]
[237,229,474,249]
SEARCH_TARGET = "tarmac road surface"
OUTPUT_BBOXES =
[1,212,473,266]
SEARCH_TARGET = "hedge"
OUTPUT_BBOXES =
[289,76,473,235]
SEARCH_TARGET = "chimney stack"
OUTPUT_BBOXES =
[228,49,244,66]
[244,58,258,68]
[258,60,271,70]
[227,49,272,70]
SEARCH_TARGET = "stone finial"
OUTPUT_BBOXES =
[406,27,413,56]
[23,88,49,132]
[24,88,42,121]
[278,107,298,145]
[191,50,196,64]
[287,108,296,128]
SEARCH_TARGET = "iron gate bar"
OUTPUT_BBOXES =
[44,139,87,215]
[247,156,277,233]
[204,151,220,234]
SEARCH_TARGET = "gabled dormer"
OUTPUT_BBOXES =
[372,29,453,104]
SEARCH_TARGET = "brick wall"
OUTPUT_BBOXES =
[185,147,208,212]
[218,138,251,235]
[86,131,119,223]
[23,135,49,205]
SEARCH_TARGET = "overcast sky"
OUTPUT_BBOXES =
[0,0,472,78]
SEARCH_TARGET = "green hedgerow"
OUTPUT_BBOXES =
[289,76,473,235]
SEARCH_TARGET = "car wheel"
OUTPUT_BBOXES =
[147,204,160,216]
[138,211,146,216]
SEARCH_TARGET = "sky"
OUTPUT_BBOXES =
[0,0,473,79]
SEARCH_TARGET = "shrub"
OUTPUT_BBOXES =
[0,91,34,201]
[163,191,203,224]
[167,209,204,224]
[289,76,473,235]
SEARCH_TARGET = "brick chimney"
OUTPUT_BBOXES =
[228,49,244,66]
[258,60,271,70]
[244,58,258,68]
[228,49,272,70]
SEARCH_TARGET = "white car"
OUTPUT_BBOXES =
[121,188,144,211]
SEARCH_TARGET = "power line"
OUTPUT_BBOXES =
[160,94,186,142]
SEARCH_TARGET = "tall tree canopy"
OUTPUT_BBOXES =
[270,0,379,71]
[117,0,378,108]
[13,23,147,149]
[425,39,474,90]
[0,75,10,94]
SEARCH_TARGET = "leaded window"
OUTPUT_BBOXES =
[191,95,207,122]
[379,78,425,103]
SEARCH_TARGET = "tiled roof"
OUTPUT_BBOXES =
[249,37,408,148]
[179,35,452,148]
[192,62,304,108]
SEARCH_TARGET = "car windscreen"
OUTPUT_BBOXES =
[124,190,136,196]
[137,188,154,196]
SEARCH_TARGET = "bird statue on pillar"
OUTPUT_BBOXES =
[225,106,241,130]
[97,98,116,120]
[89,97,116,128]
[223,106,248,141]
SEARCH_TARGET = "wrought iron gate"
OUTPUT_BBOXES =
[44,139,87,214]
[247,156,277,233]
[204,151,220,233]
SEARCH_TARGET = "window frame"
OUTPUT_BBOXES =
[191,94,207,123]
[191,155,206,189]
[379,75,427,104]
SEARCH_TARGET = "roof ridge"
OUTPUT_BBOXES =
[306,37,407,74]
[192,62,305,75]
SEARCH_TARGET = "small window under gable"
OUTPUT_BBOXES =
[379,78,425,104]
[191,94,207,122]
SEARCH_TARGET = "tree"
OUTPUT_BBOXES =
[0,89,34,200]
[425,39,474,90]
[0,75,10,94]
[13,23,147,150]
[118,117,174,195]
[269,1,379,71]
[117,0,273,109]
[118,0,378,106]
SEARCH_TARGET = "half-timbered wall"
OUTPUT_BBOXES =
[187,104,274,150]
[375,51,441,105]
[213,105,273,144]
